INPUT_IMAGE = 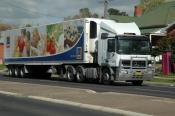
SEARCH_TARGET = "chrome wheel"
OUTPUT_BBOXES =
[8,68,13,77]
[14,68,19,77]
[102,69,113,85]
[66,66,75,81]
[20,68,25,78]
[76,66,85,83]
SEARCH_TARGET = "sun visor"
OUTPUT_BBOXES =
[100,21,141,35]
[100,22,117,35]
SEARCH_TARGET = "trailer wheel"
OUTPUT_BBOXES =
[8,68,14,77]
[66,66,75,82]
[8,69,12,76]
[76,66,85,83]
[132,80,143,86]
[14,67,20,77]
[102,69,113,85]
[19,67,26,78]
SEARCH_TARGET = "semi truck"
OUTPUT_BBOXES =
[1,18,154,85]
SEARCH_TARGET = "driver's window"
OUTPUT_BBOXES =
[107,39,115,52]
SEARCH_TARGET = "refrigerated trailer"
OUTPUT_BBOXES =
[1,18,154,85]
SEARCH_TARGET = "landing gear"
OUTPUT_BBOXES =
[25,65,51,78]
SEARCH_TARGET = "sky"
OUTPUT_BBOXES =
[0,0,139,27]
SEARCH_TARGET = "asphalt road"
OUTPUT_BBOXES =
[0,93,119,116]
[0,74,175,99]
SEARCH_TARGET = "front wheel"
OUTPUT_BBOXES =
[132,80,143,86]
[102,69,113,85]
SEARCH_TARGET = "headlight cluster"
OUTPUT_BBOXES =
[121,70,128,74]
[148,60,154,67]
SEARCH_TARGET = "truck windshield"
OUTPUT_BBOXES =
[117,36,151,55]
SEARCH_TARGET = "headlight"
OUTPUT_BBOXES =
[148,60,154,67]
[121,70,128,74]
[148,64,152,67]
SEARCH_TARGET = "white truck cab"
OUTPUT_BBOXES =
[85,18,154,85]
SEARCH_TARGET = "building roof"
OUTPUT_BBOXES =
[109,1,175,34]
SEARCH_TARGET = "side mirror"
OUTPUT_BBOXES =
[101,33,108,39]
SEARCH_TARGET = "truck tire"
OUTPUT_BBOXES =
[8,69,12,77]
[102,68,113,85]
[14,67,20,77]
[132,80,143,86]
[8,67,15,77]
[66,66,75,82]
[76,66,85,83]
[19,67,26,78]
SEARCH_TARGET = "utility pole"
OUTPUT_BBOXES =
[99,0,112,18]
[104,0,109,18]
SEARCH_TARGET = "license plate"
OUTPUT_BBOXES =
[134,71,143,77]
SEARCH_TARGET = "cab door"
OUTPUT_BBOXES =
[106,39,117,66]
[98,34,108,65]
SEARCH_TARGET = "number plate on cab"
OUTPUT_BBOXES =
[134,70,143,77]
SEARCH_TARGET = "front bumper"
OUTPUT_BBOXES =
[116,68,154,81]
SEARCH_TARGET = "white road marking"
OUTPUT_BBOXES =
[134,88,175,94]
[152,99,175,104]
[28,95,153,116]
[86,90,96,94]
[0,90,152,116]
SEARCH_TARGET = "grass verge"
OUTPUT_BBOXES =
[0,64,6,70]
[147,76,175,84]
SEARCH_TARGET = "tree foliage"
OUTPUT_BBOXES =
[139,0,165,13]
[25,24,32,27]
[152,35,175,60]
[108,8,128,16]
[157,37,173,52]
[79,8,91,18]
[64,8,99,20]
[0,23,12,31]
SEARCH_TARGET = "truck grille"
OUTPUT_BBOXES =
[121,60,146,69]
[132,61,146,68]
